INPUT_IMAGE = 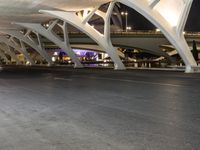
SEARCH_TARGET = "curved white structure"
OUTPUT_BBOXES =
[0,44,21,64]
[118,0,197,72]
[0,50,9,63]
[39,2,125,70]
[0,0,198,72]
[16,21,83,68]
[0,36,35,65]
[0,30,54,65]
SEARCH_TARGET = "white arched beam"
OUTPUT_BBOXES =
[118,0,197,72]
[15,21,83,68]
[0,44,21,64]
[40,1,126,70]
[176,0,193,36]
[19,40,35,65]
[149,0,160,9]
[0,30,53,65]
[0,36,35,65]
[0,50,9,63]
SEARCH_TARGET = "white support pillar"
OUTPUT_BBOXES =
[16,21,83,68]
[0,50,9,63]
[0,44,21,64]
[117,0,198,72]
[176,0,193,37]
[19,40,35,65]
[40,1,126,70]
[0,30,53,65]
[0,36,35,65]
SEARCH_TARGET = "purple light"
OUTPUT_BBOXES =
[49,48,98,57]
[73,49,97,56]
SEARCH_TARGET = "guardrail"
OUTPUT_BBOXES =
[68,30,200,37]
[2,30,200,38]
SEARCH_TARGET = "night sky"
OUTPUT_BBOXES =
[122,0,200,32]
[186,0,200,31]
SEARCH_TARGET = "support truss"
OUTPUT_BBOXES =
[16,20,83,68]
[0,30,53,65]
[117,0,197,72]
[0,36,35,65]
[0,49,9,63]
[40,1,125,70]
[0,44,21,64]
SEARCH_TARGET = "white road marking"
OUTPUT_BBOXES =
[54,77,73,81]
[71,75,182,87]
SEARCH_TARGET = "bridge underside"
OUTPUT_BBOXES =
[0,0,199,73]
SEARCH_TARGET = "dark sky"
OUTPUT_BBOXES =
[186,0,200,31]
[122,0,200,32]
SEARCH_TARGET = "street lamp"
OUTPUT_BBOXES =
[121,11,128,32]
[126,26,132,31]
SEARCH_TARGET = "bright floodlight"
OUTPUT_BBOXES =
[156,28,160,32]
[121,12,128,16]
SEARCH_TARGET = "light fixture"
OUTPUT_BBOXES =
[121,11,129,32]
[52,57,56,62]
[126,26,132,30]
[156,28,161,32]
[53,52,58,56]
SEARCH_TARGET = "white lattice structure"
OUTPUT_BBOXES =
[0,36,35,65]
[15,21,83,68]
[39,2,126,70]
[0,44,21,64]
[0,50,9,63]
[0,30,53,65]
[118,0,197,72]
[0,0,198,72]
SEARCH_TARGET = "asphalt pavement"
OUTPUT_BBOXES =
[0,66,200,150]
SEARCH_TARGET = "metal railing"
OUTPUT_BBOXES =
[68,30,200,37]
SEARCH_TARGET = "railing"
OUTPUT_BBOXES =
[68,30,200,37]
[68,30,161,35]
[2,30,199,38]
